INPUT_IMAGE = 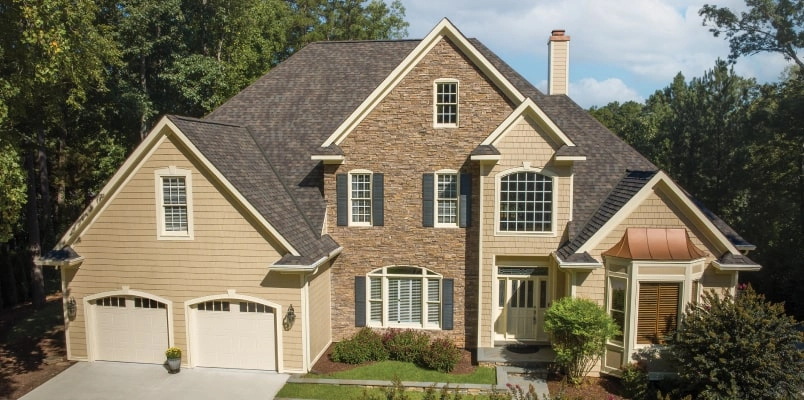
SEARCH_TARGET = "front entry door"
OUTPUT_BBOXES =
[495,269,549,341]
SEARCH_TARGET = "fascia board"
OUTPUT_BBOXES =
[575,171,740,256]
[322,18,525,147]
[481,99,575,147]
[712,261,762,272]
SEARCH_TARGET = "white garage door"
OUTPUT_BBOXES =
[93,296,169,364]
[192,300,276,370]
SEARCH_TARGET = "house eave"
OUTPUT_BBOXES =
[470,154,501,162]
[310,155,345,164]
[712,261,762,272]
[269,246,343,273]
[35,256,84,268]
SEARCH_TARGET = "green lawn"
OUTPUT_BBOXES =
[309,360,496,384]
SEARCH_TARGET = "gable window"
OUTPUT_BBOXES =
[636,282,680,344]
[351,173,372,225]
[499,171,553,232]
[336,171,384,227]
[434,80,458,127]
[360,266,452,329]
[155,167,194,239]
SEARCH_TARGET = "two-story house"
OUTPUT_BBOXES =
[38,19,759,376]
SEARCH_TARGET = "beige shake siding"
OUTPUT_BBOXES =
[308,263,333,364]
[65,135,307,372]
[479,115,571,347]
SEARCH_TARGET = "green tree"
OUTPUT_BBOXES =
[700,0,804,69]
[543,297,620,384]
[670,286,803,399]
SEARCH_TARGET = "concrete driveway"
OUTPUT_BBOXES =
[21,362,289,399]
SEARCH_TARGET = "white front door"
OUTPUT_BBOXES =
[495,270,549,341]
[192,300,276,370]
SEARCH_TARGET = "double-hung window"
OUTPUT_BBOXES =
[436,173,458,226]
[499,171,553,233]
[434,80,458,127]
[367,267,443,329]
[155,167,193,239]
[336,171,384,227]
[351,173,372,225]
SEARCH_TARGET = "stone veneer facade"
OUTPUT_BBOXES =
[325,37,516,347]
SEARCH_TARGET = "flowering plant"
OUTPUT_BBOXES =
[165,347,181,359]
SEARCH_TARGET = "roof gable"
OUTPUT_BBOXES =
[566,171,741,258]
[56,116,304,259]
[482,98,576,149]
[322,18,526,147]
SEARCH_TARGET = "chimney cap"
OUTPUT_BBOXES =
[550,29,570,42]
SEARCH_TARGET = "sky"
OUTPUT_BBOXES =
[397,0,792,108]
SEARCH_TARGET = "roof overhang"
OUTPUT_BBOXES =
[35,247,83,268]
[470,154,501,162]
[552,252,603,270]
[712,261,762,272]
[269,246,343,273]
[310,154,345,164]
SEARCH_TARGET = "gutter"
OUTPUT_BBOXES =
[269,246,344,274]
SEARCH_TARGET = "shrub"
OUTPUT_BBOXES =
[620,363,648,400]
[332,328,389,364]
[421,337,462,373]
[543,297,620,384]
[669,286,804,399]
[383,329,430,363]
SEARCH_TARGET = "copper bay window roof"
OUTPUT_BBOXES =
[603,228,707,261]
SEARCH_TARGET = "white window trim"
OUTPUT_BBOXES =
[366,266,443,330]
[494,166,557,236]
[434,169,459,228]
[154,166,194,240]
[433,79,459,128]
[348,169,373,227]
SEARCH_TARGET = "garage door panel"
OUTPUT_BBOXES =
[193,300,276,370]
[93,296,168,364]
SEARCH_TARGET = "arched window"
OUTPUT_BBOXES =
[499,171,553,232]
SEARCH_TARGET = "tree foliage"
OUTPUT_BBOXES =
[669,286,804,399]
[700,0,804,69]
[543,297,620,384]
[0,0,409,308]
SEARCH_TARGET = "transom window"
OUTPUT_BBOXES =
[499,171,553,232]
[197,300,230,312]
[134,297,166,309]
[368,266,442,328]
[239,302,272,314]
[96,296,126,307]
[155,167,193,239]
[434,81,458,126]
[437,173,458,225]
[351,173,372,225]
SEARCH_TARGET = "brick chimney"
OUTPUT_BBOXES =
[548,29,570,95]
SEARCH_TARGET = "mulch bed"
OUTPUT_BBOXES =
[0,296,75,400]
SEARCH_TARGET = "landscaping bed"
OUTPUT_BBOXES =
[0,295,74,399]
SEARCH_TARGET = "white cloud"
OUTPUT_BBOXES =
[398,0,791,104]
[570,78,644,108]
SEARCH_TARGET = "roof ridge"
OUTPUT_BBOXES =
[171,115,244,129]
[308,38,421,45]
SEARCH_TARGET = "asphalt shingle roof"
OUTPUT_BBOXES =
[166,35,749,262]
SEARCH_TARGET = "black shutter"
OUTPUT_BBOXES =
[336,174,348,226]
[459,174,472,228]
[442,279,454,330]
[372,173,384,226]
[355,276,366,327]
[422,173,434,227]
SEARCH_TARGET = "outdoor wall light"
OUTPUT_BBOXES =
[283,304,296,331]
[66,296,77,320]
